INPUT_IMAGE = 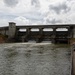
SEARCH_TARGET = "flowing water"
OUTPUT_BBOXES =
[0,43,71,75]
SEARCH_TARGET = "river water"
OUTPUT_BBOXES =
[0,43,71,75]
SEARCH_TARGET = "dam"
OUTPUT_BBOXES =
[0,22,75,43]
[0,22,75,75]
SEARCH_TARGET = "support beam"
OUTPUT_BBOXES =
[36,28,43,43]
[39,28,43,35]
[23,28,31,42]
[73,26,75,38]
[52,27,56,43]
[26,28,31,35]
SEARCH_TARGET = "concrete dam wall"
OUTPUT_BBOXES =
[0,22,75,43]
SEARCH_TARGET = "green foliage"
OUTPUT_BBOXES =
[0,34,8,42]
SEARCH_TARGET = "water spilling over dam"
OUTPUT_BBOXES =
[0,43,71,75]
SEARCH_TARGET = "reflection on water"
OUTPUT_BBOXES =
[0,43,71,75]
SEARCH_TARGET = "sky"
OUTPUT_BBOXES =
[0,0,75,26]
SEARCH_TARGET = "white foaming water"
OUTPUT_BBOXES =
[27,40,52,43]
[0,43,71,75]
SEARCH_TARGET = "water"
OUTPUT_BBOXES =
[0,43,71,75]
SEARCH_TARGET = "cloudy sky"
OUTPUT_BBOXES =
[0,0,75,26]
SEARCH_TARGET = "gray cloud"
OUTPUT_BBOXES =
[3,0,19,7]
[46,18,62,24]
[31,0,40,7]
[50,2,70,14]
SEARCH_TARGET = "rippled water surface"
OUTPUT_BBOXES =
[0,43,71,75]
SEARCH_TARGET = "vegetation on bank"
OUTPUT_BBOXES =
[0,34,8,43]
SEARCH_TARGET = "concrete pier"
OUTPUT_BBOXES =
[8,22,16,38]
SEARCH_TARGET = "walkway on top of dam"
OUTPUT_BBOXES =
[0,24,75,30]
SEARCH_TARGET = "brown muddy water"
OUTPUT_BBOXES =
[0,43,71,75]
